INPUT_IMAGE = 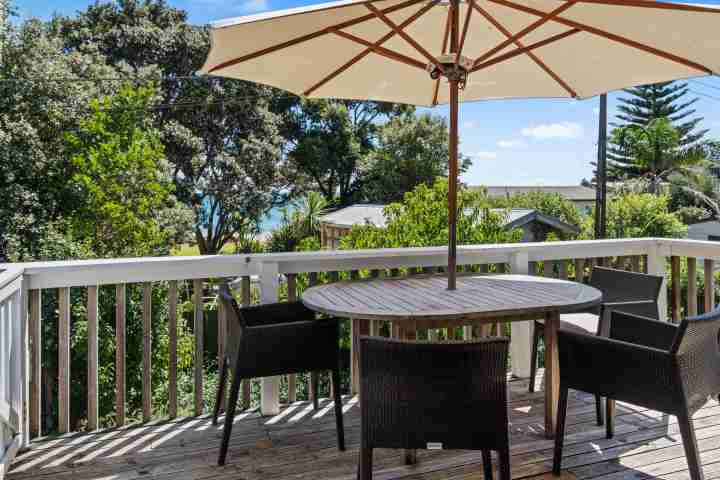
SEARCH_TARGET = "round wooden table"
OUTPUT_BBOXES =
[303,274,602,440]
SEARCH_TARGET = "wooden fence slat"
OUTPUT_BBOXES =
[143,282,152,422]
[705,259,715,313]
[87,285,99,430]
[193,279,204,416]
[115,284,126,426]
[286,274,297,403]
[28,289,41,438]
[687,257,698,317]
[58,287,70,434]
[169,280,178,419]
[670,256,681,323]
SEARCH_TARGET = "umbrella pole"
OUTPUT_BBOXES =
[447,0,460,291]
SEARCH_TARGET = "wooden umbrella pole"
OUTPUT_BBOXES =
[447,0,460,290]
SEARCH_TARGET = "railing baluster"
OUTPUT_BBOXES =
[241,276,252,408]
[143,282,152,422]
[169,280,178,419]
[687,258,698,317]
[58,287,70,433]
[286,274,297,403]
[330,271,339,282]
[87,286,99,430]
[193,279,204,416]
[705,259,715,313]
[670,256,681,323]
[28,289,41,438]
[631,255,641,273]
[574,258,584,283]
[307,273,318,406]
[544,260,555,278]
[558,260,568,280]
[115,284,126,426]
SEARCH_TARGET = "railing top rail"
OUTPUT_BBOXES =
[2,237,719,290]
[0,265,24,304]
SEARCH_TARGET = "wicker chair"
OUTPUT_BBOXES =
[358,336,510,480]
[213,283,345,466]
[553,309,720,480]
[530,267,663,425]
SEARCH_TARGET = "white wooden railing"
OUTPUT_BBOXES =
[3,237,720,467]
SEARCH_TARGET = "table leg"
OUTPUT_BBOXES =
[544,310,560,438]
[351,319,370,396]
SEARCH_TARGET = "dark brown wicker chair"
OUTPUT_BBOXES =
[358,336,511,480]
[214,283,345,466]
[530,267,663,425]
[553,308,720,480]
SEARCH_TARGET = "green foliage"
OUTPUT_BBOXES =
[673,205,710,225]
[340,178,521,250]
[266,193,328,253]
[65,83,187,257]
[583,193,687,239]
[361,113,471,203]
[488,190,582,239]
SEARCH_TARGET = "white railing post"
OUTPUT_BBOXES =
[259,261,281,416]
[509,252,533,378]
[646,241,668,322]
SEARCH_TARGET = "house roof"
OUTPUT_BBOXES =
[320,205,580,234]
[476,186,596,202]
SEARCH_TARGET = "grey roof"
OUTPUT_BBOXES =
[320,205,580,234]
[477,185,596,201]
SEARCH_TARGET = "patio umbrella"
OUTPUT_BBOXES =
[199,0,720,290]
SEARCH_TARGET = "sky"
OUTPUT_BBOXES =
[14,0,720,187]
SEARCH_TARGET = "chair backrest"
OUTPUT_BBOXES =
[217,283,245,361]
[670,307,720,413]
[590,267,663,319]
[359,336,509,451]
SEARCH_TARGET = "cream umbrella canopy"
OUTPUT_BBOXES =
[200,0,720,289]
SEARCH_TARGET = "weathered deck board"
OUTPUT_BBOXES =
[9,372,720,480]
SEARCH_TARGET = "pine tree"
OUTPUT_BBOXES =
[608,81,708,180]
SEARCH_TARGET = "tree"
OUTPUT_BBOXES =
[340,178,521,250]
[361,113,470,203]
[284,99,412,205]
[487,190,583,238]
[608,118,708,194]
[59,0,286,254]
[582,193,687,239]
[65,83,191,257]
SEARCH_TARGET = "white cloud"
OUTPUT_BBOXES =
[521,122,584,140]
[241,0,269,12]
[497,139,526,149]
[473,151,498,159]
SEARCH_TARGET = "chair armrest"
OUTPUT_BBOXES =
[609,311,678,351]
[240,301,316,326]
[559,330,677,411]
[603,299,656,308]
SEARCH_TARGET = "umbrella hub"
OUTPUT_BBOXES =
[427,53,473,89]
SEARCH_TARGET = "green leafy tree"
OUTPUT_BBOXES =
[340,178,521,250]
[582,193,687,239]
[65,83,190,257]
[487,190,583,238]
[608,118,708,194]
[361,113,470,203]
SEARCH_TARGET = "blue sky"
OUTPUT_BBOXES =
[15,0,720,186]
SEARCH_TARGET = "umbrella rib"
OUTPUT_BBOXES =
[569,0,720,14]
[472,3,577,97]
[431,6,453,106]
[303,0,437,96]
[471,28,581,72]
[206,0,426,74]
[472,0,577,68]
[365,2,445,74]
[456,0,474,63]
[487,0,714,75]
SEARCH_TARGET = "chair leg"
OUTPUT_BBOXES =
[358,445,373,480]
[552,387,569,476]
[218,367,243,466]
[595,395,605,427]
[606,399,615,439]
[332,367,345,451]
[311,372,320,410]
[482,449,493,480]
[498,446,511,480]
[213,357,229,426]
[529,323,541,393]
[678,408,705,480]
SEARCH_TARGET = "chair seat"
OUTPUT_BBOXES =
[538,313,599,335]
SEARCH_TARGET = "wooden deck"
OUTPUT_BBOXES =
[8,372,720,480]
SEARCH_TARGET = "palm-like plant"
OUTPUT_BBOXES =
[293,191,329,239]
[609,118,709,194]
